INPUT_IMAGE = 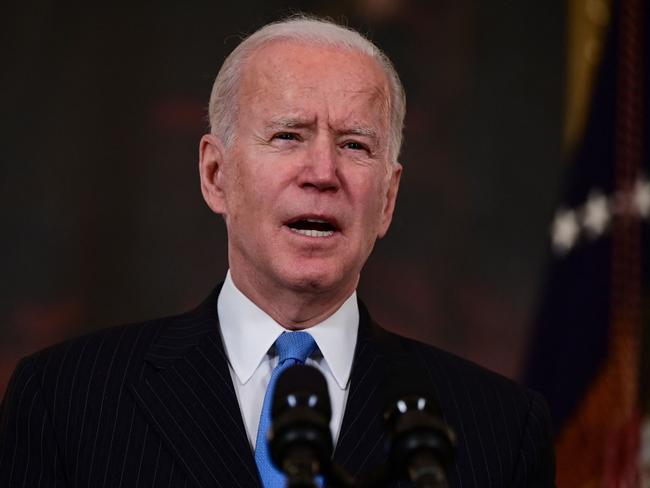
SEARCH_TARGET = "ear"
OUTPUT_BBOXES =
[377,162,402,238]
[199,133,227,215]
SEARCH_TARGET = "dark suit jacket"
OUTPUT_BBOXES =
[0,286,555,487]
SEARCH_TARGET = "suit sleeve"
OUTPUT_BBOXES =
[511,390,556,487]
[0,356,67,487]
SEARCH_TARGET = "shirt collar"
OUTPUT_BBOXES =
[217,271,358,389]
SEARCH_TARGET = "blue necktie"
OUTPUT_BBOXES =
[255,331,317,487]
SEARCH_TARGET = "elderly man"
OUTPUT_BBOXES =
[0,16,555,487]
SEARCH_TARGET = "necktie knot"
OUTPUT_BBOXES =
[275,331,316,364]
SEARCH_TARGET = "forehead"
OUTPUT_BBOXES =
[238,40,390,126]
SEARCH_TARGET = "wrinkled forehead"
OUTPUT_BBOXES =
[238,39,391,125]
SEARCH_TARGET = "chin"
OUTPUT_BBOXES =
[277,264,349,294]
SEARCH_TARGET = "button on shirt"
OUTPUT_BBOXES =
[217,271,359,448]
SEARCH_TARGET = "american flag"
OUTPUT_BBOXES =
[525,0,650,486]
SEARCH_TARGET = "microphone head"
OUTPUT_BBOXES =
[269,364,334,478]
[271,364,332,422]
[382,365,456,484]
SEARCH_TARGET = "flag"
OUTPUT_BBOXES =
[525,0,650,486]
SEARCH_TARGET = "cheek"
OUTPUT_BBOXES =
[225,160,261,216]
[352,183,388,235]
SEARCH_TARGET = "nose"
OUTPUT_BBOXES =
[297,134,340,192]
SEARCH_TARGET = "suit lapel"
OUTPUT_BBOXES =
[333,302,390,479]
[128,289,401,487]
[129,289,259,488]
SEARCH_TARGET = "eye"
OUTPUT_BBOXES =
[273,132,300,141]
[343,141,368,152]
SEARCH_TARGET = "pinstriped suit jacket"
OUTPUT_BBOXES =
[0,286,555,487]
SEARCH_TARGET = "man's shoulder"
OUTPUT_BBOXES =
[27,317,157,366]
[12,293,220,400]
[366,322,553,442]
[8,318,155,409]
[367,324,555,485]
[369,322,534,401]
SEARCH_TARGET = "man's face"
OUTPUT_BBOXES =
[201,40,401,299]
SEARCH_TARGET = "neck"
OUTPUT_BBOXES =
[229,269,357,330]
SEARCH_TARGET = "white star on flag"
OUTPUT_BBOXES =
[550,177,649,256]
[582,191,610,238]
[634,178,650,218]
[552,209,580,255]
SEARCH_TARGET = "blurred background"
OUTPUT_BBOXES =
[1,0,647,486]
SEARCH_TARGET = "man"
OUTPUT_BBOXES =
[0,16,555,487]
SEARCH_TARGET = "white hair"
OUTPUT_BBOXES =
[208,15,406,163]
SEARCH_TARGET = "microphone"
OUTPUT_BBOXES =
[383,369,456,488]
[269,364,334,488]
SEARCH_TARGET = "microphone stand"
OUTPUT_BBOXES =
[320,460,448,488]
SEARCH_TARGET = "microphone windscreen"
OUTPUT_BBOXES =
[272,364,332,421]
[382,360,443,418]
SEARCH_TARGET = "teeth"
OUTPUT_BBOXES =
[306,219,328,223]
[291,228,334,238]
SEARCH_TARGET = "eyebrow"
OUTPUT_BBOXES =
[266,116,314,130]
[265,117,380,143]
[339,126,378,139]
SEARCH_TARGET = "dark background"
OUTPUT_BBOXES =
[0,0,564,394]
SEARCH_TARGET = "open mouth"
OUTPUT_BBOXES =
[286,217,339,238]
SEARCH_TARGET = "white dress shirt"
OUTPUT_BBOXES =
[217,271,359,449]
